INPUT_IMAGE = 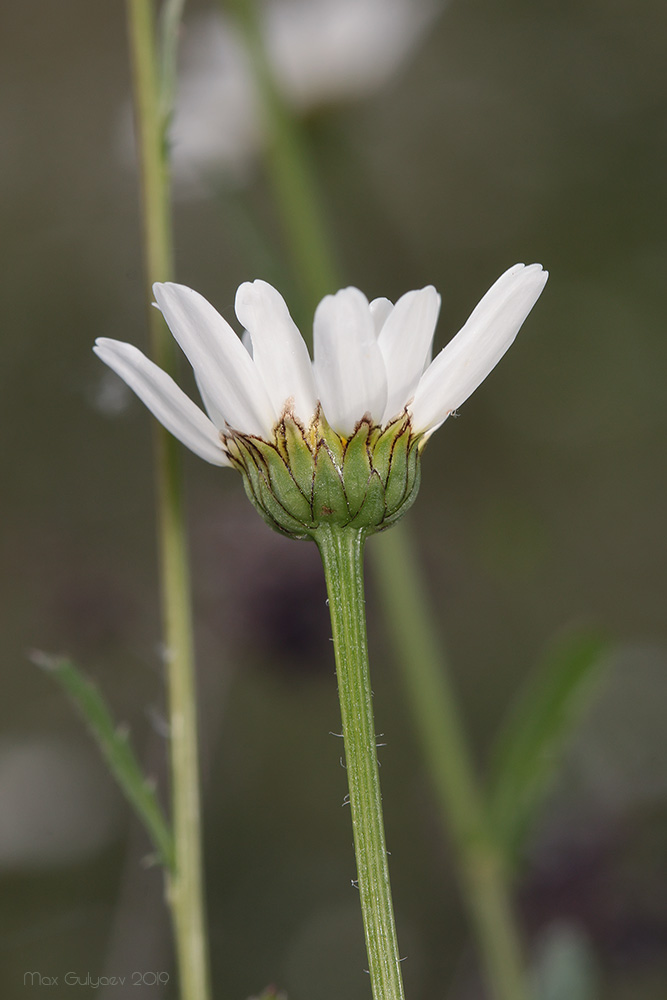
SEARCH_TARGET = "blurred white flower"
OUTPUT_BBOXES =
[167,15,260,189]
[263,0,438,109]
[120,0,439,195]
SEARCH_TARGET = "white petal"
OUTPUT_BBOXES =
[377,285,441,423]
[410,264,549,433]
[153,282,275,436]
[313,287,388,435]
[369,297,393,336]
[93,339,230,466]
[192,373,228,430]
[234,279,317,425]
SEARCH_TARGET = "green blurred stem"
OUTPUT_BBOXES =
[226,0,338,318]
[126,3,212,1000]
[372,528,528,1000]
[316,527,406,1000]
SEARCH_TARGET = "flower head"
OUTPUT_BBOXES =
[95,264,547,537]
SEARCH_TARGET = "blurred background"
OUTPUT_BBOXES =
[1,0,666,997]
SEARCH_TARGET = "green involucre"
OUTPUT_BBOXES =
[225,409,423,539]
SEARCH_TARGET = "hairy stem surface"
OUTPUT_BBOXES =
[316,526,406,1000]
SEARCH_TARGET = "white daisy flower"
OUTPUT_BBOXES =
[94,263,547,536]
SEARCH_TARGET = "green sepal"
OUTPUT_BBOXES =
[239,468,311,538]
[371,416,409,485]
[317,413,345,468]
[252,437,314,526]
[313,445,349,524]
[281,418,316,501]
[381,461,421,530]
[383,427,411,512]
[342,420,373,516]
[255,474,311,537]
[403,437,420,502]
[367,423,382,451]
[233,437,311,537]
[348,470,386,529]
[229,437,263,498]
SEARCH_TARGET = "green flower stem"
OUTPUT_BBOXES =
[126,3,212,999]
[371,528,528,1000]
[315,526,406,1000]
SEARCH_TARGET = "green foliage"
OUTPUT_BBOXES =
[31,651,174,872]
[488,630,610,860]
